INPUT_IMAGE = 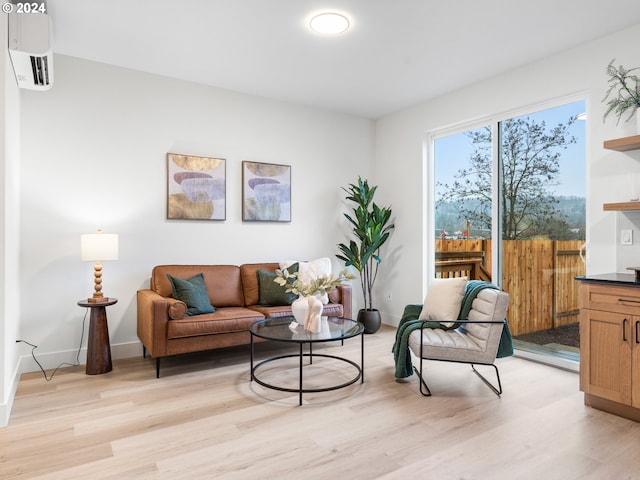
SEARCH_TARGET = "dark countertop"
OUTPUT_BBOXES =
[576,273,640,285]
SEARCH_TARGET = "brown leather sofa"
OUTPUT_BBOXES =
[137,263,352,377]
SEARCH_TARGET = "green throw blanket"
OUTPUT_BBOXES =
[392,280,513,379]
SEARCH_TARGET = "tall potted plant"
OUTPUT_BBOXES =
[603,58,640,130]
[337,177,394,333]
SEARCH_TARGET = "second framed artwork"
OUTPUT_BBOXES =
[242,161,291,222]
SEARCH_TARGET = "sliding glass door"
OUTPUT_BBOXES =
[432,100,586,362]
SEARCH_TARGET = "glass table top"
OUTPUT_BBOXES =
[250,316,363,343]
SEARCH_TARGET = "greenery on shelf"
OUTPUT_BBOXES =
[603,58,640,125]
[336,176,394,311]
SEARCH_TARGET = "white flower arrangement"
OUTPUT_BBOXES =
[274,267,355,297]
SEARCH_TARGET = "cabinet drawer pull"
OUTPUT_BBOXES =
[618,298,640,305]
[623,318,628,342]
[636,321,640,344]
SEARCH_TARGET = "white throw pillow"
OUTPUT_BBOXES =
[418,277,467,327]
[279,258,332,303]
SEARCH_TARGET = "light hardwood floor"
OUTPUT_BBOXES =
[3,325,640,479]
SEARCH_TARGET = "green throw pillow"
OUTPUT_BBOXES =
[257,263,298,306]
[167,273,215,316]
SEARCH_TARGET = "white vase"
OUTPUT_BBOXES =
[291,295,324,333]
[291,296,308,325]
[304,294,324,333]
[636,109,640,135]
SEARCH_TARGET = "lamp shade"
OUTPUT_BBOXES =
[81,233,119,261]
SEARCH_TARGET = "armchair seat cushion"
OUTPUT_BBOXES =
[408,328,494,364]
[409,328,483,352]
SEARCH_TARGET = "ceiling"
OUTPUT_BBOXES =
[47,0,640,119]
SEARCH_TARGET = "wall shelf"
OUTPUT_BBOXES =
[603,135,640,152]
[603,202,640,211]
[603,136,640,210]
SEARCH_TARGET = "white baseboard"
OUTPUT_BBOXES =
[0,361,21,427]
[17,340,143,375]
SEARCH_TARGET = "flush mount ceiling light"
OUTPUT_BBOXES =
[309,12,350,35]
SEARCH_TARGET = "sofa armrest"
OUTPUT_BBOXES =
[332,284,352,320]
[137,289,172,357]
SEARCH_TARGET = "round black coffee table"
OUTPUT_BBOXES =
[249,316,364,405]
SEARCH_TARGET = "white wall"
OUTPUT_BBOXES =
[8,19,640,424]
[0,13,22,427]
[17,54,374,372]
[375,24,640,327]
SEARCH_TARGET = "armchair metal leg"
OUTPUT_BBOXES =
[412,358,502,397]
[413,358,432,397]
[471,363,502,396]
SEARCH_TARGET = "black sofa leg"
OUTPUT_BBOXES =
[143,346,147,358]
[156,358,160,378]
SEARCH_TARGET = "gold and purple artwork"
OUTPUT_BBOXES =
[167,153,226,220]
[242,161,291,222]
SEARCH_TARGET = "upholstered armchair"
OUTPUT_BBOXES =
[393,279,511,396]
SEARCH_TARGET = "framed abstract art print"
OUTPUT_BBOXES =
[242,161,291,222]
[167,153,226,220]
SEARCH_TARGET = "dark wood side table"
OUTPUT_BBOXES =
[77,298,117,375]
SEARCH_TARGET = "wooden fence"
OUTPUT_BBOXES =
[435,239,585,336]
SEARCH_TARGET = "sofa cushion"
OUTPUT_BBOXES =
[418,277,467,328]
[281,257,331,284]
[248,305,297,318]
[167,273,215,316]
[167,307,264,339]
[257,263,298,306]
[168,299,188,319]
[248,302,344,318]
[280,257,332,303]
[152,265,244,307]
[240,263,280,306]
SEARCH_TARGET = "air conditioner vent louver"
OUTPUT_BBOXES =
[30,55,51,87]
[8,12,54,91]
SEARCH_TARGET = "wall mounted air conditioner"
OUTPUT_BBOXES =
[8,12,54,90]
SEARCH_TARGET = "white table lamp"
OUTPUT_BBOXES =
[81,229,119,303]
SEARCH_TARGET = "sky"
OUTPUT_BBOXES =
[434,100,586,199]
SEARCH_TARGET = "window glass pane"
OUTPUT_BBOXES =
[434,126,493,283]
[435,126,492,241]
[501,103,585,240]
[503,101,585,362]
